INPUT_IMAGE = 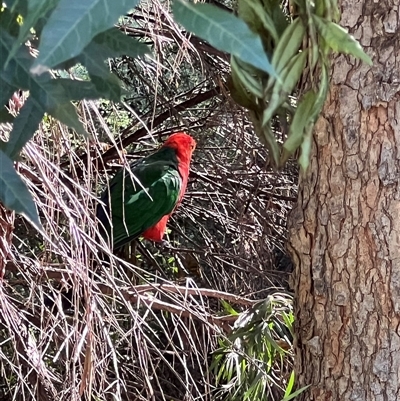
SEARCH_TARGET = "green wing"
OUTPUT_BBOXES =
[97,147,182,249]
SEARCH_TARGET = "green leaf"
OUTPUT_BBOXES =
[50,101,87,136]
[89,74,122,102]
[313,15,373,65]
[4,0,28,15]
[50,79,107,101]
[231,56,263,99]
[5,96,44,160]
[238,0,278,43]
[0,77,16,105]
[263,50,308,126]
[93,28,150,59]
[281,384,310,401]
[0,7,22,37]
[283,371,295,398]
[220,300,239,316]
[32,0,141,73]
[281,90,316,165]
[299,124,313,171]
[75,29,150,78]
[0,29,53,92]
[0,108,15,124]
[0,149,42,230]
[272,18,305,74]
[0,31,90,135]
[173,0,275,76]
[6,0,58,67]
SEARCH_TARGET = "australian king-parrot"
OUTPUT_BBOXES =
[97,132,196,249]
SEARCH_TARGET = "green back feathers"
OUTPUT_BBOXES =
[97,147,182,249]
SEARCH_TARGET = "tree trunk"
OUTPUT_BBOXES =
[288,1,400,400]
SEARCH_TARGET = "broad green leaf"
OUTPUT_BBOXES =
[4,0,28,15]
[0,149,42,230]
[32,0,141,73]
[93,28,150,59]
[50,101,87,136]
[0,7,21,37]
[76,29,150,77]
[173,0,275,76]
[89,74,122,102]
[0,31,90,135]
[0,77,16,105]
[5,96,44,159]
[6,0,59,67]
[0,29,53,92]
[50,79,108,101]
[313,15,372,65]
[0,108,15,124]
[77,29,151,101]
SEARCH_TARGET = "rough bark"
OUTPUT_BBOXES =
[288,1,400,400]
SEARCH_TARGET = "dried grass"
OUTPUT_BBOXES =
[0,2,297,400]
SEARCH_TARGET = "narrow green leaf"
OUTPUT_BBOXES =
[238,0,278,42]
[231,56,263,99]
[0,149,43,230]
[299,124,313,171]
[32,0,141,73]
[263,50,308,127]
[313,15,373,65]
[220,300,239,316]
[281,384,310,401]
[308,63,329,123]
[5,96,44,159]
[173,0,275,76]
[283,90,316,151]
[283,371,295,397]
[272,18,305,74]
[228,73,257,110]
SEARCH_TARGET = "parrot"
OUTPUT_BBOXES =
[96,132,196,249]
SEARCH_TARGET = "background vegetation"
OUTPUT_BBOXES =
[0,1,297,400]
[0,0,368,400]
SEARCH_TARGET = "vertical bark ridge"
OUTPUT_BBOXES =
[288,1,400,400]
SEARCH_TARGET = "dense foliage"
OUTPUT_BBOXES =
[0,0,370,400]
